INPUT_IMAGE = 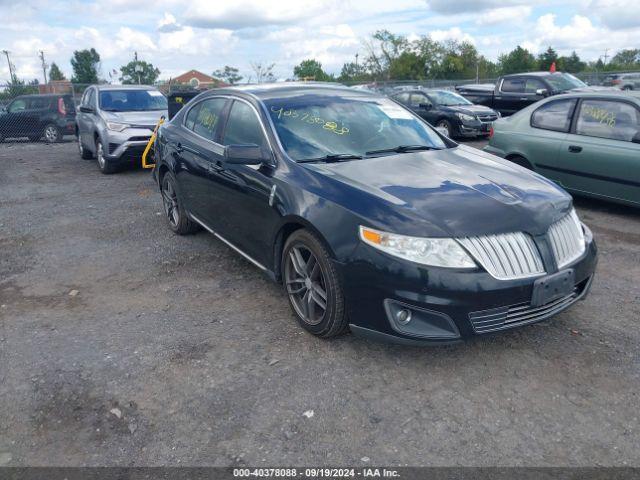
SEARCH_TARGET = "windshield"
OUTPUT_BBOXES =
[545,73,587,91]
[429,90,472,106]
[264,94,447,161]
[99,90,167,112]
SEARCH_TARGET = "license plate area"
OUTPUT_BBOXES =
[531,269,575,307]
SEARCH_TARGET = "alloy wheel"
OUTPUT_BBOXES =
[436,121,451,137]
[284,245,328,325]
[161,179,180,228]
[44,126,58,143]
[97,142,105,169]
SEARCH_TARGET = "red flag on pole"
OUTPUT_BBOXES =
[550,61,556,73]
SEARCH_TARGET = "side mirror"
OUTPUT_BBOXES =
[79,106,95,113]
[535,88,549,97]
[419,103,432,110]
[224,144,267,165]
[632,132,640,144]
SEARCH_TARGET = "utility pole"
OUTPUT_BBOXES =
[2,49,15,82]
[134,51,141,85]
[39,50,48,84]
[603,49,610,66]
[355,53,359,76]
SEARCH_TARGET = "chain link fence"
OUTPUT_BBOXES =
[1,70,639,144]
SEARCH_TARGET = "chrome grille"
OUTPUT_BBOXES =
[548,209,585,268]
[458,232,544,280]
[469,288,579,334]
[478,114,498,123]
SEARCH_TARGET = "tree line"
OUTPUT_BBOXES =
[290,30,640,83]
[2,30,640,99]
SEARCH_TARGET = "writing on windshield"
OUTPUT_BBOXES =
[270,106,350,135]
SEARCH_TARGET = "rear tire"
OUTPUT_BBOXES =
[43,124,62,143]
[622,85,633,91]
[282,229,347,338]
[96,139,117,174]
[161,172,199,235]
[507,154,534,170]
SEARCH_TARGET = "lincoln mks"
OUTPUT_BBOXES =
[153,83,597,345]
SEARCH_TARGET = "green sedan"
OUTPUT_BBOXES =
[485,92,640,207]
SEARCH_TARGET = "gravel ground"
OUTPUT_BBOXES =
[0,140,639,467]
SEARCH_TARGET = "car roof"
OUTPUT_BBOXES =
[16,93,70,98]
[95,84,159,91]
[200,82,377,101]
[503,71,573,78]
[546,91,640,102]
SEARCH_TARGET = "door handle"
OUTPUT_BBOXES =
[568,145,582,153]
[176,142,184,153]
[519,97,529,101]
[207,161,224,173]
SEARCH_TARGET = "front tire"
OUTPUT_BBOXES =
[43,124,62,143]
[96,139,117,174]
[507,154,534,170]
[78,135,93,159]
[161,172,199,235]
[282,229,347,338]
[436,119,453,138]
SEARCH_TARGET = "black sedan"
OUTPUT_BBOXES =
[391,89,499,138]
[153,83,597,345]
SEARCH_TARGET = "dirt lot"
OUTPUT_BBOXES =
[1,140,639,467]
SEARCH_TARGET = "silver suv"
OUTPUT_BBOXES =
[76,85,167,173]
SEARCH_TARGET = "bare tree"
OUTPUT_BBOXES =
[250,62,276,83]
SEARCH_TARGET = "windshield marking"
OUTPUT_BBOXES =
[270,106,350,135]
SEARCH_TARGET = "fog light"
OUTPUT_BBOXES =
[396,309,412,325]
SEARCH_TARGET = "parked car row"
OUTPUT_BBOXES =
[603,73,640,90]
[150,82,598,345]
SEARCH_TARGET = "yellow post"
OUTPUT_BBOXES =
[141,116,165,169]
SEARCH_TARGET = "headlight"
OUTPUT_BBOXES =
[456,113,476,123]
[106,122,130,132]
[359,226,476,268]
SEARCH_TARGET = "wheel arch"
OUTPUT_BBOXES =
[272,215,337,282]
[505,153,534,170]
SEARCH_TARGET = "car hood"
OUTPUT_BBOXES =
[102,110,167,127]
[442,104,497,116]
[305,145,572,238]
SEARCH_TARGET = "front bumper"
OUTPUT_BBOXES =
[341,228,597,345]
[103,127,153,162]
[457,120,493,137]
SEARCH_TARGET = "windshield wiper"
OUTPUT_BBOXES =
[365,145,441,155]
[297,153,363,163]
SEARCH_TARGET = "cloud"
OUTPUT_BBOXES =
[429,27,475,44]
[183,0,334,29]
[588,0,640,29]
[426,0,538,14]
[157,12,182,33]
[476,6,532,25]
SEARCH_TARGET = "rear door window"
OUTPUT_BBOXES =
[575,99,640,142]
[500,78,525,93]
[28,97,51,110]
[190,98,227,141]
[409,93,430,108]
[531,99,577,132]
[524,78,546,94]
[394,93,411,105]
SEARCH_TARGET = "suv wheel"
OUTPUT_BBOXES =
[43,124,62,143]
[78,135,93,159]
[282,229,348,338]
[161,172,199,235]
[96,139,117,174]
